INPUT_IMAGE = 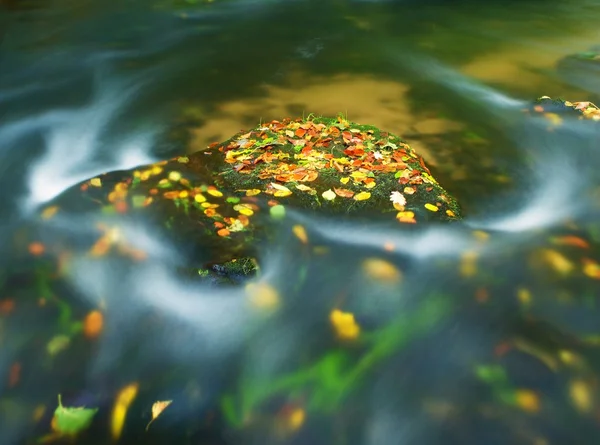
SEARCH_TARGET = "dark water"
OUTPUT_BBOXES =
[2,0,600,444]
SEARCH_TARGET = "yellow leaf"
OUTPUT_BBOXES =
[570,379,593,413]
[362,258,402,283]
[365,181,376,189]
[330,309,360,340]
[207,189,223,197]
[295,184,314,192]
[515,389,540,413]
[111,383,139,440]
[287,408,305,431]
[168,171,182,182]
[271,183,292,197]
[292,225,308,244]
[245,189,262,196]
[90,178,102,187]
[424,203,439,212]
[41,206,59,220]
[353,191,371,201]
[146,400,173,431]
[233,204,254,216]
[340,177,350,185]
[246,282,279,310]
[322,189,336,201]
[194,193,206,203]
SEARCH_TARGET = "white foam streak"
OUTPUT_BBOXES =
[23,75,157,212]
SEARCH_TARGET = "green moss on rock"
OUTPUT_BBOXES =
[44,116,462,278]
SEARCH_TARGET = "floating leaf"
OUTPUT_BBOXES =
[353,191,371,201]
[246,282,279,310]
[90,178,102,187]
[83,310,103,339]
[52,394,98,436]
[514,389,540,413]
[569,379,593,413]
[292,225,308,244]
[146,400,173,431]
[330,309,360,340]
[362,258,402,283]
[111,383,139,440]
[270,205,286,220]
[322,189,336,201]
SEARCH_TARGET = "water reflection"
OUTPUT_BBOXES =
[2,0,600,444]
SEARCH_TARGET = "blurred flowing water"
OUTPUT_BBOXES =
[2,0,600,444]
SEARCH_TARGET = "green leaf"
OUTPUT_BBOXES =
[53,395,98,436]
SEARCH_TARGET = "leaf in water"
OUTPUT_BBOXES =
[292,225,308,244]
[353,191,371,201]
[330,309,360,340]
[246,282,280,310]
[362,258,402,283]
[322,189,336,201]
[83,310,103,339]
[52,394,98,436]
[146,400,173,431]
[111,383,139,440]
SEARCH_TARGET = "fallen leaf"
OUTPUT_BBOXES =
[111,383,139,440]
[334,187,354,198]
[52,394,98,436]
[146,400,173,431]
[83,310,103,339]
[292,225,309,244]
[362,258,402,283]
[270,183,293,197]
[246,282,280,310]
[330,309,360,340]
[322,189,336,201]
[353,191,371,201]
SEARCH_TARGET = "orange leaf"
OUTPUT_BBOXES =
[28,242,45,256]
[217,228,230,237]
[84,310,104,339]
[333,188,355,198]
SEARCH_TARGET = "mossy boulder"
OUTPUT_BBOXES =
[524,96,600,122]
[556,48,600,96]
[44,116,461,273]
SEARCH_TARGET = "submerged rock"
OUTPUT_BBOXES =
[524,96,600,121]
[556,48,600,96]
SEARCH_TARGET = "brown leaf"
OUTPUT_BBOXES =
[334,187,355,198]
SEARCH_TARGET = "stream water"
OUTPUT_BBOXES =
[2,0,600,444]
